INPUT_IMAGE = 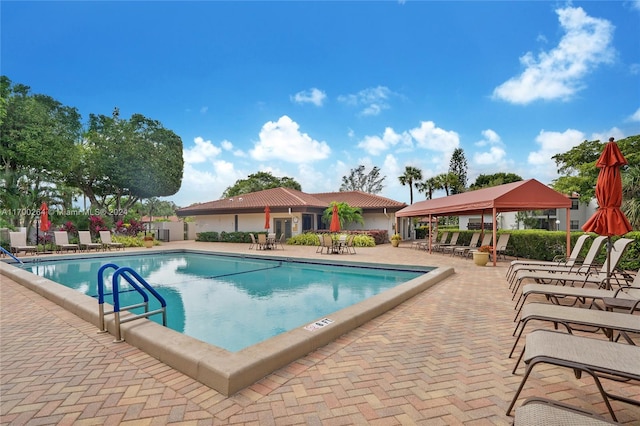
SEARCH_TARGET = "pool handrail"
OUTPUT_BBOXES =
[0,246,23,264]
[97,263,167,342]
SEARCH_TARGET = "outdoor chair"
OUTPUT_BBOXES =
[509,302,640,358]
[514,279,640,322]
[53,231,79,253]
[78,231,102,252]
[510,238,634,298]
[514,397,618,425]
[438,232,462,254]
[8,231,36,256]
[410,234,429,250]
[449,232,480,257]
[322,234,336,254]
[274,234,285,250]
[248,233,256,250]
[494,233,511,260]
[345,234,356,254]
[450,232,488,257]
[99,231,124,251]
[509,236,607,290]
[430,232,449,252]
[412,231,449,249]
[257,233,268,250]
[315,234,325,253]
[507,330,640,422]
[506,234,591,280]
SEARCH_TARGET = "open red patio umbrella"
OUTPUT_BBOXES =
[582,137,632,288]
[264,205,271,230]
[329,204,341,233]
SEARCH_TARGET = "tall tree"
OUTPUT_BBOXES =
[340,165,386,193]
[222,171,301,198]
[433,172,459,196]
[448,148,467,194]
[416,177,441,200]
[68,110,184,221]
[622,165,640,229]
[0,76,82,227]
[552,135,639,202]
[469,172,523,190]
[398,166,423,204]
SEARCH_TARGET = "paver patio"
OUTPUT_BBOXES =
[1,241,638,425]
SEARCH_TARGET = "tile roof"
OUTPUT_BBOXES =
[177,188,407,216]
[313,191,406,208]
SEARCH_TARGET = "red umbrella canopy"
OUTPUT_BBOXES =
[264,205,271,230]
[39,202,50,232]
[582,138,632,236]
[329,204,341,233]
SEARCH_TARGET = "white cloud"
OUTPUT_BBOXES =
[250,115,331,162]
[527,129,585,181]
[493,6,615,104]
[472,129,509,169]
[357,127,411,156]
[183,137,222,164]
[629,108,640,122]
[291,88,327,107]
[474,146,507,165]
[475,129,502,147]
[171,161,243,207]
[200,106,208,114]
[338,86,396,116]
[409,121,460,153]
[590,127,625,143]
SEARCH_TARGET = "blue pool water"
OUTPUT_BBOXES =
[26,252,429,351]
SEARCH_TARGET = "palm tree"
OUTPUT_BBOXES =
[398,166,423,204]
[434,172,459,196]
[416,177,441,200]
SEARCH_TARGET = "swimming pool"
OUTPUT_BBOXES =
[25,252,425,351]
[1,249,453,395]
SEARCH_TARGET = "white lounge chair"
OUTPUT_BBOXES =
[510,238,633,297]
[509,302,640,358]
[78,231,102,252]
[507,234,592,280]
[507,330,640,422]
[99,231,124,251]
[509,236,607,289]
[513,270,640,320]
[515,397,618,425]
[9,231,37,256]
[53,231,79,253]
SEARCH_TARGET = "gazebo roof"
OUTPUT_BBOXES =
[395,179,571,217]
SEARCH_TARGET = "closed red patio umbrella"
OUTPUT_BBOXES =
[40,202,50,232]
[330,204,340,233]
[582,137,632,287]
[264,206,271,230]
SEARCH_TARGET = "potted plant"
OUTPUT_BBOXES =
[143,234,155,248]
[390,233,402,247]
[473,245,492,266]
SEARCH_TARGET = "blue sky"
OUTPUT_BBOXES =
[2,1,639,207]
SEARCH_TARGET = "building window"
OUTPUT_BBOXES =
[570,220,580,230]
[571,199,579,210]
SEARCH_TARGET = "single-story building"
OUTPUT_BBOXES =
[176,187,407,239]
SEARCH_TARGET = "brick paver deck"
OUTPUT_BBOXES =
[1,241,638,425]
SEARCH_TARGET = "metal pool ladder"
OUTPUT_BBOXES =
[97,263,167,342]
